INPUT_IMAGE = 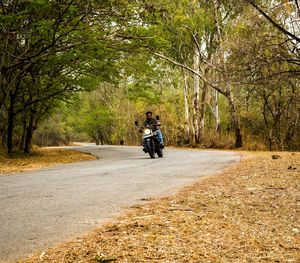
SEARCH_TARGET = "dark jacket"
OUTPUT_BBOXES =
[143,118,160,131]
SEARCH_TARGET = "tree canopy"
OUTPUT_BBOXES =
[1,0,299,154]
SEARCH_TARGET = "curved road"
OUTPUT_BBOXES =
[0,145,241,262]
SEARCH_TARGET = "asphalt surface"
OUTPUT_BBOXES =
[0,145,241,262]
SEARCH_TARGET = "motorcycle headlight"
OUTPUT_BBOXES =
[144,128,151,135]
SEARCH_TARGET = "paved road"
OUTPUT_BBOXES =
[0,145,241,262]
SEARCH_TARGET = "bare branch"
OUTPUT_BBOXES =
[244,0,300,43]
[294,0,300,16]
[153,52,228,96]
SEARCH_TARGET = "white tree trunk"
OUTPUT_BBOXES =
[199,72,208,142]
[183,69,190,143]
[213,89,221,132]
[193,45,200,144]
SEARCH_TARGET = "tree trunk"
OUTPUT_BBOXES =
[199,79,208,142]
[7,91,16,155]
[228,93,243,148]
[183,69,190,144]
[192,45,200,144]
[19,117,27,151]
[213,90,221,132]
[24,109,36,154]
[0,111,6,149]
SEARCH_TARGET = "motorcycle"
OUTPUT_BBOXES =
[135,118,163,159]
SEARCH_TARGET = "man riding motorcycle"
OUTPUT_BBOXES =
[140,111,164,151]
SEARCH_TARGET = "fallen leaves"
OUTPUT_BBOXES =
[15,151,300,262]
[0,148,97,175]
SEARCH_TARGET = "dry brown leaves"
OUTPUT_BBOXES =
[0,148,97,175]
[18,151,300,263]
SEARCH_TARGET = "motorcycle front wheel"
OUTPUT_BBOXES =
[157,148,163,158]
[146,140,155,159]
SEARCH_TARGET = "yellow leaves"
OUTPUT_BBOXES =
[283,0,292,15]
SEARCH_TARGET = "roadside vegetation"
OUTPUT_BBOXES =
[1,1,299,156]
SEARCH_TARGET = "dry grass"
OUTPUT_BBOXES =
[0,148,97,175]
[15,151,300,263]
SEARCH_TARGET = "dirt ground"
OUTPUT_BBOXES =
[0,148,97,175]
[2,149,299,262]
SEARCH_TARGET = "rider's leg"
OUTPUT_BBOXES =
[156,130,164,146]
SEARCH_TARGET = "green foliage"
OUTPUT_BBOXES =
[64,92,117,145]
[1,0,299,151]
[0,0,141,153]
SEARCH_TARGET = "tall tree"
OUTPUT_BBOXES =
[0,0,141,154]
[143,0,243,146]
[220,3,300,149]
